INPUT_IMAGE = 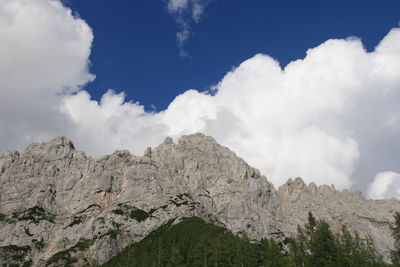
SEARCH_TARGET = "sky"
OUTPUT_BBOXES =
[65,0,400,111]
[0,0,400,199]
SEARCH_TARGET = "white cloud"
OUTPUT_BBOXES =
[165,0,209,56]
[367,171,400,199]
[60,28,400,192]
[166,0,208,21]
[176,28,190,57]
[1,0,400,196]
[167,0,189,13]
[60,90,167,155]
[0,0,94,151]
[192,3,204,22]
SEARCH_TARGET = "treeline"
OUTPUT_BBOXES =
[287,212,386,267]
[103,213,400,267]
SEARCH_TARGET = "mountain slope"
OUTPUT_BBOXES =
[102,217,282,267]
[0,133,398,266]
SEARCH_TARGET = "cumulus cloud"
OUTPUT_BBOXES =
[367,172,400,199]
[60,90,167,155]
[165,0,210,56]
[0,0,93,151]
[61,29,400,191]
[1,0,400,195]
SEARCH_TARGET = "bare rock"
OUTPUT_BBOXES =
[0,133,399,266]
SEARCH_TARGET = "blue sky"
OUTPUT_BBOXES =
[66,0,400,111]
[1,0,400,197]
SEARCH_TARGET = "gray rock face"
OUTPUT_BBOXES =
[0,133,399,266]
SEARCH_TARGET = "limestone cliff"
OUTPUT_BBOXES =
[0,133,398,266]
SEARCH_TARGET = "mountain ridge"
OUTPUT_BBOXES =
[0,133,398,266]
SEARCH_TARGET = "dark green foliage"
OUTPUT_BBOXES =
[0,212,6,221]
[74,240,95,250]
[149,208,157,214]
[305,211,317,237]
[101,215,392,267]
[13,206,55,223]
[0,245,31,266]
[111,204,151,222]
[32,239,44,250]
[24,227,33,237]
[45,248,78,266]
[391,212,400,266]
[2,212,391,267]
[22,259,33,267]
[45,239,94,266]
[294,212,388,267]
[176,193,190,200]
[308,220,337,266]
[170,194,196,209]
[259,238,290,267]
[167,246,185,267]
[101,229,121,240]
[130,209,150,222]
[67,217,83,228]
[112,209,124,215]
[336,227,384,267]
[102,217,290,267]
[1,245,31,252]
[287,225,307,266]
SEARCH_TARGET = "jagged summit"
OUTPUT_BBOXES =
[24,136,75,152]
[0,133,399,266]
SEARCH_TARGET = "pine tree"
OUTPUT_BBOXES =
[308,220,337,267]
[391,212,400,266]
[240,233,261,267]
[260,238,290,267]
[336,225,385,267]
[305,212,317,239]
[167,246,185,267]
[289,225,307,267]
[103,216,391,267]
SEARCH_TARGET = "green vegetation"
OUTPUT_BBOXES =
[102,214,393,267]
[111,204,152,222]
[103,217,291,267]
[169,194,196,209]
[67,217,83,228]
[24,227,33,237]
[13,206,55,223]
[391,212,400,265]
[0,212,15,224]
[0,245,32,266]
[22,259,33,267]
[130,209,150,222]
[1,245,31,253]
[112,209,124,215]
[32,239,44,250]
[287,212,387,267]
[101,229,121,240]
[4,210,400,267]
[45,239,94,266]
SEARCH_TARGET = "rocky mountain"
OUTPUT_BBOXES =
[0,133,398,266]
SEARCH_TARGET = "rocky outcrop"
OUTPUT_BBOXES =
[0,133,399,265]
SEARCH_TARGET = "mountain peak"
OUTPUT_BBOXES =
[24,136,75,153]
[48,136,75,148]
[0,134,399,266]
